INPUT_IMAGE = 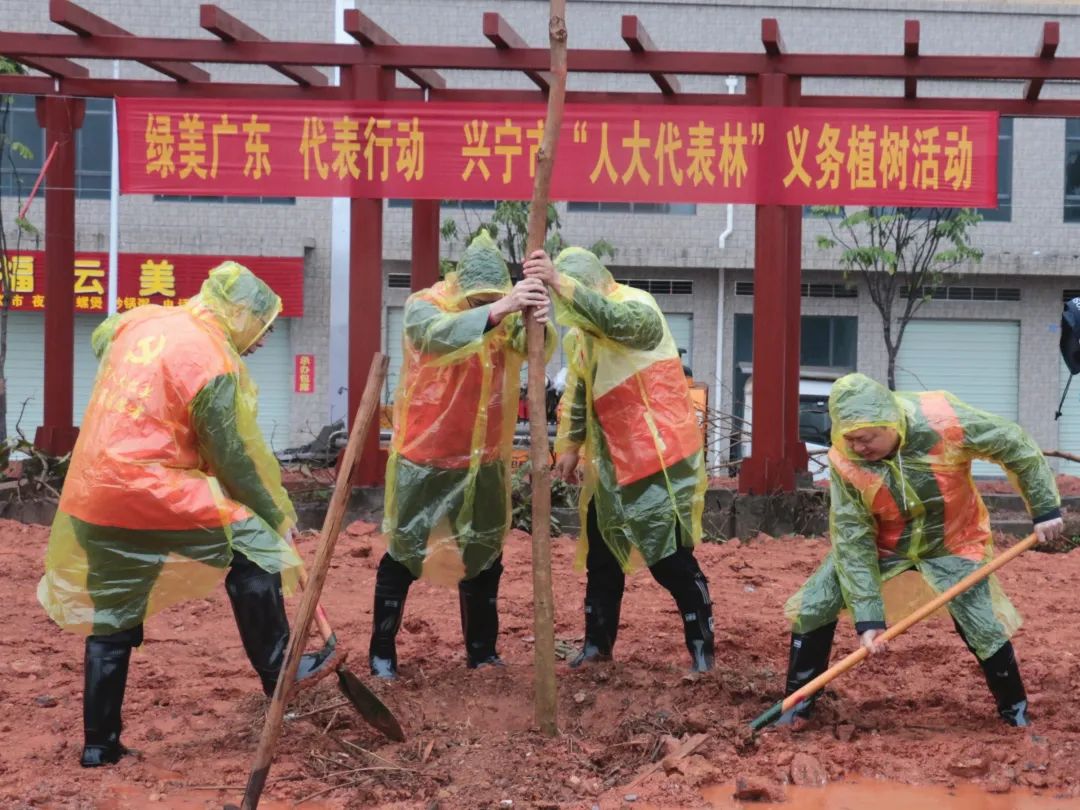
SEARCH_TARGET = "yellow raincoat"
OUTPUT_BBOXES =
[552,248,705,570]
[383,232,554,581]
[786,373,1061,660]
[39,262,300,636]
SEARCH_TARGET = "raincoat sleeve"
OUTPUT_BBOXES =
[505,314,557,360]
[829,466,887,633]
[190,373,296,535]
[950,394,1061,521]
[90,313,125,358]
[555,329,587,454]
[555,373,588,453]
[551,275,664,351]
[404,297,492,355]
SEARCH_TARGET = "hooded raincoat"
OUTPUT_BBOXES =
[552,248,705,571]
[382,232,554,581]
[785,373,1061,660]
[39,262,301,636]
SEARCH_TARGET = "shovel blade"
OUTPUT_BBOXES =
[336,666,406,742]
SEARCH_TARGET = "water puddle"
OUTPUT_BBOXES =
[97,782,336,809]
[701,780,1080,809]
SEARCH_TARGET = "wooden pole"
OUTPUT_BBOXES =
[750,533,1038,730]
[235,353,389,810]
[525,0,567,737]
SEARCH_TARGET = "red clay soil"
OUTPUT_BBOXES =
[4,518,1080,808]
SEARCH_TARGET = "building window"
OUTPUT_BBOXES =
[733,313,857,408]
[153,195,295,205]
[388,199,497,210]
[1065,119,1080,222]
[801,315,858,368]
[1,96,115,200]
[568,201,697,215]
[980,116,1012,222]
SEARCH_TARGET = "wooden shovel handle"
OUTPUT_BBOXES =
[782,533,1038,713]
[239,353,388,810]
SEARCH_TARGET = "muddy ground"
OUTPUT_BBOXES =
[4,518,1080,808]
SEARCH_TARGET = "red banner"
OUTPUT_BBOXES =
[1,251,304,316]
[295,354,315,394]
[118,98,997,208]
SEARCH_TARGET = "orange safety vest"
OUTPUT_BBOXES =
[394,343,516,468]
[582,286,702,486]
[391,288,523,469]
[59,306,250,531]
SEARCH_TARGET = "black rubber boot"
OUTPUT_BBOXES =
[459,559,504,669]
[953,618,1029,727]
[225,554,333,696]
[369,590,407,680]
[776,621,837,726]
[682,603,715,672]
[679,572,715,672]
[81,626,141,767]
[980,641,1029,727]
[569,597,622,668]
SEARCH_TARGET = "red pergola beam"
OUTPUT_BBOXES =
[343,9,446,91]
[621,15,680,96]
[49,0,209,83]
[10,55,88,78]
[1024,21,1059,101]
[200,4,326,87]
[762,18,785,57]
[904,20,919,99]
[483,12,548,91]
[12,32,1080,82]
[12,75,1080,115]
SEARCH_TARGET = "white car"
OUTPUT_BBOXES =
[740,367,843,482]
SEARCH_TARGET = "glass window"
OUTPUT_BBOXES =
[153,195,295,205]
[568,201,697,215]
[1065,119,1080,222]
[1,96,118,200]
[75,98,112,200]
[1,95,44,197]
[980,116,1012,222]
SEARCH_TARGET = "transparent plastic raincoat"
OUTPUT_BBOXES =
[552,248,705,571]
[383,232,554,581]
[785,373,1061,660]
[39,262,301,636]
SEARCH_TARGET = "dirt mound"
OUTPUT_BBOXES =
[3,521,1080,807]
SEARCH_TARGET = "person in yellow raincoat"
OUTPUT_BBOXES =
[371,232,554,678]
[523,247,713,672]
[780,372,1064,727]
[38,262,334,767]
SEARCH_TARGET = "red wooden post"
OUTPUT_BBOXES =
[739,72,799,494]
[33,95,84,457]
[347,65,392,486]
[410,200,441,291]
[783,203,809,475]
[784,78,809,476]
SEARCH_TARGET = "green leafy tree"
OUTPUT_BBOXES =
[0,57,38,460]
[439,200,614,276]
[813,206,983,389]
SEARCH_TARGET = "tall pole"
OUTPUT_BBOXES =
[525,0,567,737]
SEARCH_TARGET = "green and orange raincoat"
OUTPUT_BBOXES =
[552,248,705,571]
[382,232,554,582]
[786,373,1061,660]
[39,262,300,636]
